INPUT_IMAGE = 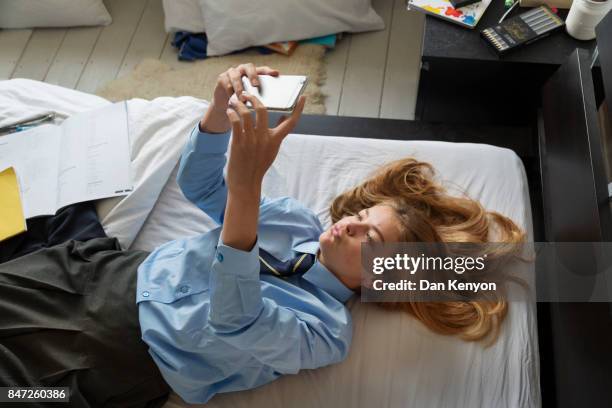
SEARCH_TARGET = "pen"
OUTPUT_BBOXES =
[499,0,520,23]
[15,125,41,132]
[0,112,57,134]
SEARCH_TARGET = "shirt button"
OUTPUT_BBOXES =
[180,285,189,293]
[216,252,224,262]
[142,291,150,298]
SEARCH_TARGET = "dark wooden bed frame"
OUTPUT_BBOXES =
[271,12,612,408]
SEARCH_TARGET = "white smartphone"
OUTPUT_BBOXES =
[230,75,308,112]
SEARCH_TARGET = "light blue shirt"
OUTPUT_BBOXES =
[136,126,354,404]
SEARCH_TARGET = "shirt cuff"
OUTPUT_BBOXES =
[190,125,231,155]
[212,235,260,279]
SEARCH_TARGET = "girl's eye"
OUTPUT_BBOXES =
[366,233,374,243]
[356,212,363,221]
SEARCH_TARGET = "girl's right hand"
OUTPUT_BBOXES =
[220,93,305,252]
[225,93,306,195]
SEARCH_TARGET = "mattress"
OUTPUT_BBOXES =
[0,79,541,408]
[145,136,540,408]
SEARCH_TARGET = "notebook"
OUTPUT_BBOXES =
[0,167,26,241]
[407,0,492,29]
[262,41,299,56]
[0,102,132,219]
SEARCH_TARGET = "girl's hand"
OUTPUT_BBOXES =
[225,93,306,195]
[200,63,279,133]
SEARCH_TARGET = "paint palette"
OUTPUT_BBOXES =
[407,0,492,29]
[481,5,565,55]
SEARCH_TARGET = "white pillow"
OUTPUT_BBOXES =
[198,0,384,56]
[162,0,206,33]
[0,0,112,28]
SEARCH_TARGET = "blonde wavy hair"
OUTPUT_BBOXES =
[329,158,525,344]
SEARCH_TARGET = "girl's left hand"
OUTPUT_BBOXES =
[200,64,279,134]
[225,93,306,195]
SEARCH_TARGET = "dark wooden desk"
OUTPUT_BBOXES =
[416,0,597,125]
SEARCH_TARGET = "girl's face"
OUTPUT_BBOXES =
[318,205,402,290]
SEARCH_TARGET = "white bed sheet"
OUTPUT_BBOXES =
[143,135,541,408]
[0,79,540,408]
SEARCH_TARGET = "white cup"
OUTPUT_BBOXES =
[566,0,611,40]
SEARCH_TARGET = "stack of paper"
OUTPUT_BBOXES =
[0,102,132,220]
[0,167,26,241]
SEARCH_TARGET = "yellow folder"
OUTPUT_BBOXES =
[0,167,27,241]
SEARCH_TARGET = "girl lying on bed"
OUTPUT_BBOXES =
[0,64,524,407]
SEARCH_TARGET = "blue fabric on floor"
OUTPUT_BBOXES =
[172,32,208,61]
[171,32,280,61]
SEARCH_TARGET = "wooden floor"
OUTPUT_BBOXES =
[0,0,424,120]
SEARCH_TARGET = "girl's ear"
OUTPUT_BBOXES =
[360,268,376,290]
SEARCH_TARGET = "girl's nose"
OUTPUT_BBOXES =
[346,221,367,236]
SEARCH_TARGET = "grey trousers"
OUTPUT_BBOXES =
[0,238,170,407]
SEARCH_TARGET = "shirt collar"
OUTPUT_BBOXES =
[301,255,355,303]
[293,241,319,255]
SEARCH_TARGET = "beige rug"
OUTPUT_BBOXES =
[96,45,327,114]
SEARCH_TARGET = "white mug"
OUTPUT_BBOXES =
[566,0,611,40]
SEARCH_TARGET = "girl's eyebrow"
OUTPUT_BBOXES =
[364,208,385,242]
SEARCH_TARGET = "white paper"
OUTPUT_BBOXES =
[57,103,132,209]
[0,125,61,218]
[0,102,132,219]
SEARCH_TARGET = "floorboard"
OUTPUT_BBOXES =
[11,28,66,81]
[117,0,168,78]
[45,27,102,88]
[1,0,424,120]
[0,29,32,80]
[338,0,394,118]
[380,2,424,120]
[321,34,351,116]
[76,0,148,93]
